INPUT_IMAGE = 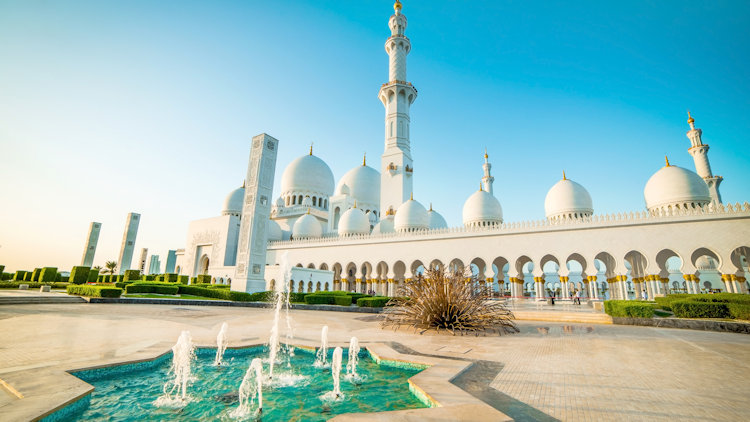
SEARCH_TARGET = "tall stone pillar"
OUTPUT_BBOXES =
[234,134,279,293]
[80,222,102,267]
[117,213,140,274]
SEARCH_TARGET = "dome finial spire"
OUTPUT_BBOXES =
[394,0,402,13]
[429,202,433,211]
[353,200,357,208]
[479,181,483,191]
[309,142,313,155]
[665,155,671,167]
[687,110,694,124]
[484,147,488,161]
[410,192,413,201]
[562,170,567,180]
[362,152,366,166]
[242,180,245,189]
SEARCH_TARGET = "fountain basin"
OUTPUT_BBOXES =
[44,345,430,421]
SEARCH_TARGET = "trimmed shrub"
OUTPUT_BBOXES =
[125,284,179,295]
[347,293,369,302]
[13,270,28,281]
[31,268,42,282]
[156,274,165,282]
[24,271,33,281]
[0,282,69,289]
[289,292,307,303]
[178,275,189,284]
[210,285,230,289]
[66,285,122,298]
[164,273,178,283]
[142,275,156,281]
[603,300,655,318]
[124,269,141,282]
[671,300,730,319]
[357,297,391,307]
[304,294,336,305]
[69,266,91,285]
[334,295,352,306]
[87,269,99,283]
[39,267,58,283]
[190,277,197,284]
[0,265,4,274]
[689,293,750,305]
[1,272,12,281]
[176,285,270,302]
[197,274,211,284]
[728,303,750,320]
[55,273,62,282]
[60,275,70,282]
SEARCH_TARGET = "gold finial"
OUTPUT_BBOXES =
[362,153,366,166]
[241,180,245,189]
[665,155,671,167]
[484,148,488,160]
[429,202,433,211]
[394,0,402,13]
[309,142,313,155]
[562,170,566,180]
[479,181,483,191]
[410,192,413,201]
[306,208,311,214]
[687,110,694,124]
[353,201,357,208]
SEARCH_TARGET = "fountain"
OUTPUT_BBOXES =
[154,330,196,408]
[321,346,344,401]
[346,337,361,381]
[213,322,228,366]
[314,325,329,367]
[229,357,263,418]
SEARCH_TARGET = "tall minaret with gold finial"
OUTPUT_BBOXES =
[379,0,417,217]
[482,149,494,195]
[686,111,723,204]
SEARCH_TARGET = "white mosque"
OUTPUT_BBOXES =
[172,1,750,300]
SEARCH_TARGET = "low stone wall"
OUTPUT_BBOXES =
[613,316,750,334]
[87,297,382,313]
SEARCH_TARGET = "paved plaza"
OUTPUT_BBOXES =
[0,303,749,421]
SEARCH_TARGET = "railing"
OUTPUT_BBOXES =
[268,202,750,248]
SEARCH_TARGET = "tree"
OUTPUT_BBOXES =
[102,261,118,275]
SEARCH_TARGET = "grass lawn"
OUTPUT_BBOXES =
[123,293,224,300]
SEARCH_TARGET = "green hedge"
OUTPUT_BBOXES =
[689,293,750,305]
[24,271,33,281]
[304,294,336,305]
[347,293,369,302]
[142,275,155,282]
[603,300,655,318]
[289,292,307,303]
[164,273,178,283]
[156,274,165,282]
[0,282,69,289]
[13,270,28,281]
[334,295,352,306]
[66,285,122,298]
[31,268,42,282]
[728,303,750,320]
[124,269,141,281]
[671,300,731,319]
[196,274,211,284]
[39,267,57,283]
[115,281,136,288]
[178,275,189,284]
[357,296,391,307]
[125,284,179,295]
[69,266,91,285]
[1,272,12,281]
[87,269,99,283]
[177,286,270,302]
[0,265,4,274]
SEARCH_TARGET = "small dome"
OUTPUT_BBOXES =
[695,256,717,271]
[338,206,371,236]
[335,164,381,209]
[372,215,395,234]
[644,164,710,212]
[462,189,503,227]
[292,212,323,239]
[544,177,593,220]
[267,219,283,241]
[427,206,448,229]
[394,197,429,232]
[280,153,335,198]
[222,186,245,216]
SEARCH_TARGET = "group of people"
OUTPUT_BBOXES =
[548,289,584,305]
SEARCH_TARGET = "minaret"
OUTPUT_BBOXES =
[482,149,494,195]
[685,112,722,204]
[379,0,418,217]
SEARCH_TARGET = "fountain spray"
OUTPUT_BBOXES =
[154,330,196,407]
[213,322,228,366]
[331,346,343,398]
[232,358,263,417]
[315,325,329,367]
[346,336,360,378]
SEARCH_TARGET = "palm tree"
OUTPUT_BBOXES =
[92,265,102,272]
[103,261,117,275]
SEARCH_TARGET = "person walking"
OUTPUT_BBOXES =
[575,289,582,305]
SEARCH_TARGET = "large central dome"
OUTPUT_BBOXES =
[462,189,503,227]
[280,153,335,201]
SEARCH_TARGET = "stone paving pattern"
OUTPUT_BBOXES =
[0,303,748,421]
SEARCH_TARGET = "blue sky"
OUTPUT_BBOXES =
[1,0,748,272]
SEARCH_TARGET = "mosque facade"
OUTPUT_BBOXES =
[173,1,750,300]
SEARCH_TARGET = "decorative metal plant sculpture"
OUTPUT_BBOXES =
[381,268,519,335]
